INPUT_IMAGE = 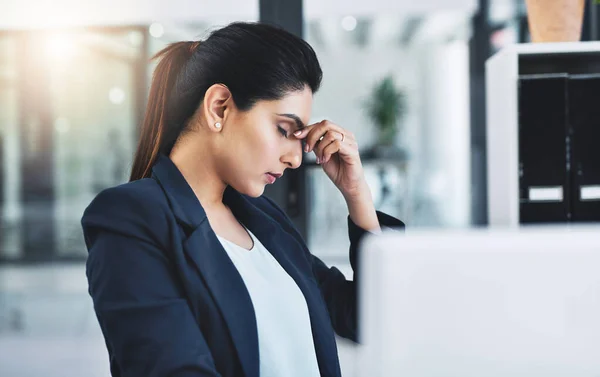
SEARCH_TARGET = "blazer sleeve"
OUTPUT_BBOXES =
[259,196,404,342]
[82,187,222,377]
[310,212,404,342]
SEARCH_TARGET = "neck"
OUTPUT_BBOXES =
[169,133,226,212]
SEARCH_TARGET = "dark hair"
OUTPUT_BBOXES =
[129,22,323,181]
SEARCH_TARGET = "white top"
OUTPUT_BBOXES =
[216,229,321,377]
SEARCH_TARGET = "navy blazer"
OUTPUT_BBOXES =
[82,154,404,377]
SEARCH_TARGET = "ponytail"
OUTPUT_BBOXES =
[129,41,200,181]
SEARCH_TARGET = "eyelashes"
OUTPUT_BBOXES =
[277,125,288,138]
[277,125,305,149]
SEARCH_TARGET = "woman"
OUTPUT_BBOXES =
[82,22,404,377]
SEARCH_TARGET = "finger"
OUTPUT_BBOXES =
[321,140,342,164]
[342,130,356,142]
[302,121,327,152]
[293,123,319,153]
[307,121,346,147]
[322,139,359,164]
[293,124,315,139]
[313,131,339,161]
[340,139,358,150]
[294,120,338,138]
[305,120,348,153]
[314,131,358,162]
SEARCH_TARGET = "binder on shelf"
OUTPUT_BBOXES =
[486,43,600,226]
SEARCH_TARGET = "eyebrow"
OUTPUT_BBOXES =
[276,113,305,130]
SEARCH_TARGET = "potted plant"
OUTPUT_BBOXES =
[525,0,586,42]
[363,75,407,160]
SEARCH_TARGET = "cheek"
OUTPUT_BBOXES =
[247,131,280,163]
[262,143,280,161]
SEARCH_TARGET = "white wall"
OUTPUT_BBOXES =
[305,0,477,19]
[307,16,472,228]
[414,40,471,227]
[310,46,419,149]
[0,0,477,28]
[0,0,259,29]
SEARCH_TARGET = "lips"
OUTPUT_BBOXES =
[266,172,282,184]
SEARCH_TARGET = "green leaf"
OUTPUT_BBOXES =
[363,75,406,134]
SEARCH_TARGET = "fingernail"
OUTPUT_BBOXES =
[304,144,309,153]
[316,157,320,164]
[294,130,302,137]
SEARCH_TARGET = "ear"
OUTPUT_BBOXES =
[203,84,233,132]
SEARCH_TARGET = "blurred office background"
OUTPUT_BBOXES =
[1,0,599,376]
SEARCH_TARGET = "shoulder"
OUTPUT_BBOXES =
[81,178,171,246]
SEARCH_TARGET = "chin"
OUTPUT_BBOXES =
[233,181,265,198]
[246,185,265,198]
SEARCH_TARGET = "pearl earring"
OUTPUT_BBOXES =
[215,122,222,129]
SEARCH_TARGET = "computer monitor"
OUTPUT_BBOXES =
[358,226,600,377]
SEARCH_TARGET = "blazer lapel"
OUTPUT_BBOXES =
[152,155,259,377]
[224,188,342,377]
[184,224,260,377]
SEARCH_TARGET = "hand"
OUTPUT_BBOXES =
[293,120,366,200]
[294,120,380,232]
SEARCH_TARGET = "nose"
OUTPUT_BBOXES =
[281,142,303,170]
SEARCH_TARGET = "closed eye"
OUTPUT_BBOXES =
[277,125,288,138]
